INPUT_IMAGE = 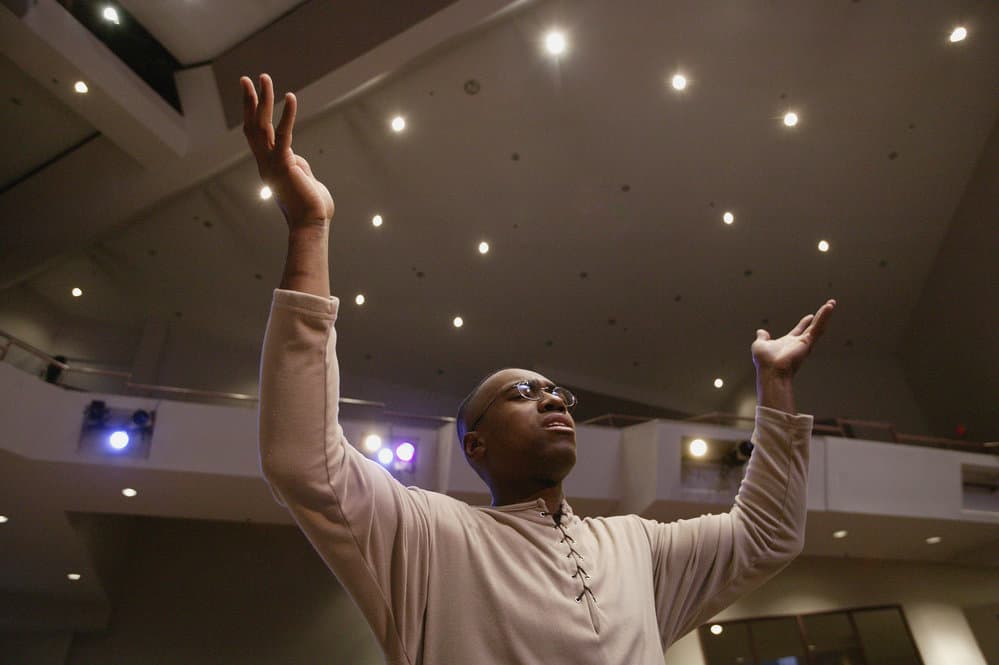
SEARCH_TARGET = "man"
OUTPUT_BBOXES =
[245,73,836,664]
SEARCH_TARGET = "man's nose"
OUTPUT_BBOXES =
[538,391,568,411]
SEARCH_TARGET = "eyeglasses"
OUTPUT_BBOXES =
[467,380,577,431]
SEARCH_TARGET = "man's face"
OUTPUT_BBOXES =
[463,368,577,485]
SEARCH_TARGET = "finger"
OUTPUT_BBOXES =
[805,300,836,339]
[789,314,814,337]
[275,92,297,153]
[258,74,275,145]
[240,76,258,132]
[755,329,771,342]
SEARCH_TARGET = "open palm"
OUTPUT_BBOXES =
[241,74,334,228]
[752,300,836,376]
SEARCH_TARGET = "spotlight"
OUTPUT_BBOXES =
[396,442,415,462]
[689,438,708,457]
[833,530,848,539]
[671,74,687,91]
[391,116,406,133]
[67,573,81,581]
[122,488,137,497]
[783,112,799,127]
[74,81,89,94]
[478,241,490,254]
[363,434,382,453]
[818,240,830,252]
[377,448,394,465]
[949,26,967,43]
[109,431,130,450]
[723,212,735,225]
[355,294,366,306]
[259,185,272,200]
[453,316,464,328]
[710,624,723,635]
[72,287,83,297]
[102,6,120,24]
[544,30,567,56]
[713,378,724,388]
[372,214,383,227]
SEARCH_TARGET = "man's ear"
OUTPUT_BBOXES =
[463,431,485,460]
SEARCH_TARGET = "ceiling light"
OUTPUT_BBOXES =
[710,624,723,635]
[372,214,383,227]
[0,516,8,524]
[689,438,708,457]
[723,212,735,225]
[671,74,687,91]
[121,488,137,498]
[377,447,394,466]
[67,573,81,581]
[74,81,89,94]
[833,530,848,539]
[72,288,83,297]
[109,431,129,450]
[363,434,382,453]
[818,240,830,252]
[102,6,120,24]
[259,185,272,200]
[713,378,724,388]
[391,116,406,133]
[926,536,942,544]
[355,294,365,305]
[783,112,799,127]
[453,316,464,328]
[949,26,967,43]
[478,241,489,254]
[544,30,567,56]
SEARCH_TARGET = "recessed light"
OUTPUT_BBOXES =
[391,116,406,133]
[453,316,464,328]
[74,81,89,94]
[478,241,489,254]
[259,185,272,200]
[544,30,567,56]
[671,73,687,91]
[0,515,8,524]
[67,573,81,581]
[783,112,799,127]
[121,488,137,498]
[926,536,942,544]
[723,211,735,225]
[713,378,724,388]
[102,6,120,24]
[689,438,708,457]
[949,26,967,43]
[363,434,382,453]
[710,624,723,635]
[72,287,83,297]
[372,214,383,227]
[833,530,848,539]
[818,240,830,252]
[355,294,365,305]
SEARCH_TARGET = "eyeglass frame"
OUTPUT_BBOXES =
[466,379,577,432]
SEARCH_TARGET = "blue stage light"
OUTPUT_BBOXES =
[109,430,130,450]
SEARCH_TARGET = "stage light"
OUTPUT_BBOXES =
[833,530,848,539]
[783,112,799,127]
[259,185,272,200]
[372,214,383,227]
[377,448,394,465]
[102,6,120,24]
[0,516,8,524]
[453,317,464,328]
[396,442,415,462]
[710,624,723,635]
[671,74,687,91]
[363,434,382,453]
[689,438,708,457]
[926,536,942,544]
[714,378,724,388]
[478,241,489,254]
[818,240,830,252]
[122,488,137,498]
[355,294,365,305]
[74,81,89,94]
[67,573,81,581]
[391,116,406,132]
[109,431,129,450]
[949,26,967,43]
[723,212,734,225]
[72,287,83,297]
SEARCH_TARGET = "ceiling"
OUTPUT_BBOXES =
[0,0,998,622]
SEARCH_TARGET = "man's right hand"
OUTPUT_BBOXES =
[241,74,334,230]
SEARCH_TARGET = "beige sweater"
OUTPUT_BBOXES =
[258,289,813,665]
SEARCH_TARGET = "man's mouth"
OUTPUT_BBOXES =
[542,415,574,431]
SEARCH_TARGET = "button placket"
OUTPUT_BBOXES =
[552,512,596,605]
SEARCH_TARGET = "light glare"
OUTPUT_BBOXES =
[72,287,83,297]
[377,447,394,465]
[710,624,723,635]
[67,573,81,581]
[391,116,406,132]
[109,431,129,450]
[713,378,724,389]
[74,81,89,94]
[949,27,967,42]
[783,112,799,127]
[926,536,942,544]
[102,6,120,24]
[818,240,830,252]
[833,530,848,539]
[478,241,489,254]
[453,316,464,328]
[122,488,137,497]
[544,30,567,55]
[689,438,708,457]
[0,516,8,524]
[396,442,415,462]
[355,294,365,306]
[363,434,382,453]
[671,74,687,91]
[372,214,383,227]
[259,185,272,200]
[723,212,735,225]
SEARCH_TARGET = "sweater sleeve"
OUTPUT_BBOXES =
[257,289,429,665]
[646,406,813,648]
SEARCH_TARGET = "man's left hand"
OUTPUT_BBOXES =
[752,299,837,378]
